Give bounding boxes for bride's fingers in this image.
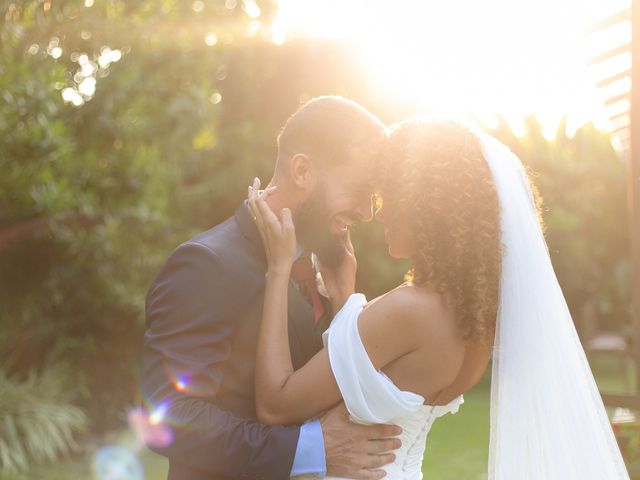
[249,178,262,221]
[247,186,257,219]
[255,193,282,235]
[253,190,272,232]
[248,186,262,227]
[251,193,277,252]
[248,187,270,251]
[248,186,276,219]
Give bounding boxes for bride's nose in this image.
[354,195,374,222]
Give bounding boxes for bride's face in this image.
[374,196,415,259]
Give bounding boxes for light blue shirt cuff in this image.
[290,420,326,477]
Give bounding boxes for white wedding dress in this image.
[321,293,464,480]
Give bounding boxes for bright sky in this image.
[272,0,632,138]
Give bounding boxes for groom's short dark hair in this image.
[276,96,385,172]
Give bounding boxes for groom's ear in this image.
[289,154,317,192]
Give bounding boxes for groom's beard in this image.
[294,180,346,269]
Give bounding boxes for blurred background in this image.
[1,0,637,478]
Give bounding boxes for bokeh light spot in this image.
[242,0,261,19]
[79,77,96,96]
[192,1,205,13]
[92,445,143,480]
[205,33,218,46]
[62,88,84,106]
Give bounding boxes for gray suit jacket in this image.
[141,202,328,480]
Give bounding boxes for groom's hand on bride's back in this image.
[321,402,402,479]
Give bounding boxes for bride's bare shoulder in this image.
[357,284,464,374]
[361,284,460,345]
[365,283,450,321]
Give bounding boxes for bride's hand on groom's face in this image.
[247,178,296,273]
[319,234,357,314]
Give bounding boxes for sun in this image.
[273,0,631,138]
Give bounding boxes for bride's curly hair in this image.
[377,120,515,345]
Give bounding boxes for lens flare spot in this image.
[174,375,190,391]
[92,445,143,480]
[149,403,168,425]
[128,407,174,449]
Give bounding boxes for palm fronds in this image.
[0,365,86,473]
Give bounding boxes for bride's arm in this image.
[248,185,342,425]
[259,274,342,425]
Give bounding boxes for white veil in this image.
[478,132,630,479]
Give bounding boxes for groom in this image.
[141,96,402,480]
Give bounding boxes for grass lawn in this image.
[424,353,635,480]
[1,355,632,480]
[423,381,490,480]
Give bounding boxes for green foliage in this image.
[1,0,278,432]
[488,117,631,333]
[0,366,86,473]
[1,0,195,430]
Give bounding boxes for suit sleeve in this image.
[141,242,300,479]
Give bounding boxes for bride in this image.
[247,119,629,479]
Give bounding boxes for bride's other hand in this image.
[319,233,357,314]
[247,178,295,273]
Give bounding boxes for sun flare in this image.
[273,0,631,138]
